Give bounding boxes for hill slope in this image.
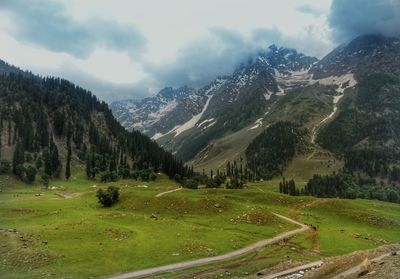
[0,65,190,183]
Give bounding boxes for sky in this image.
[0,0,399,102]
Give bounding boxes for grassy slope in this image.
[0,170,292,279]
[189,84,335,174]
[1,163,399,278]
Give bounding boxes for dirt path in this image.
[155,187,183,197]
[107,213,310,279]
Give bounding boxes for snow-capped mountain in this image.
[112,34,400,171]
[111,86,206,136]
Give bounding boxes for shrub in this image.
[182,179,198,189]
[174,174,182,183]
[96,186,120,207]
[24,165,37,183]
[100,171,119,183]
[0,160,11,174]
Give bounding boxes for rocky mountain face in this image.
[112,34,400,172]
[111,86,208,137]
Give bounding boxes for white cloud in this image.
[0,0,335,101]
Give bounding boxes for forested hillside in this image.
[0,71,191,184]
[246,122,308,179]
[317,73,400,181]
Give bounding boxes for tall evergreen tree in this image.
[65,126,72,180]
[12,140,24,175]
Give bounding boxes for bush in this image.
[182,179,198,189]
[0,160,11,174]
[41,173,49,188]
[24,165,37,183]
[174,174,182,183]
[100,171,119,183]
[96,186,120,207]
[139,169,151,181]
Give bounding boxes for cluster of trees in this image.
[180,170,227,189]
[180,158,257,190]
[246,122,308,179]
[281,172,400,204]
[0,72,192,185]
[96,186,120,207]
[279,178,299,196]
[344,149,400,184]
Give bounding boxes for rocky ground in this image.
[301,244,400,279]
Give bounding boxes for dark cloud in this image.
[140,26,331,91]
[0,0,147,59]
[296,4,323,17]
[329,0,400,42]
[142,28,260,89]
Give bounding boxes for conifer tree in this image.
[65,126,72,180]
[12,140,24,175]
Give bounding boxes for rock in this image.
[214,203,221,208]
[172,252,180,256]
[367,270,377,275]
[359,258,371,276]
[42,240,48,245]
[150,213,158,219]
[391,251,397,256]
[354,233,361,238]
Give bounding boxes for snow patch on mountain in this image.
[198,118,215,128]
[264,90,273,101]
[173,94,214,137]
[202,120,216,130]
[313,73,357,93]
[249,118,263,130]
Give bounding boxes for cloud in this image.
[57,68,150,102]
[139,26,333,91]
[142,27,265,89]
[296,4,323,17]
[0,0,147,59]
[329,0,400,42]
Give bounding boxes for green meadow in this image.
[0,169,399,278]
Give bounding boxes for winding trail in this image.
[155,187,183,197]
[107,213,309,279]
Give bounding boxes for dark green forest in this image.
[246,122,308,179]
[281,172,400,204]
[0,72,192,184]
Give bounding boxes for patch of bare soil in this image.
[54,192,85,199]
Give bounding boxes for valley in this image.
[0,3,400,277]
[1,167,400,278]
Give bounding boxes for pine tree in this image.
[43,148,52,176]
[65,126,72,180]
[49,135,61,176]
[12,140,25,175]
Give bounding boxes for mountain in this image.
[0,61,191,183]
[111,86,205,137]
[113,46,319,163]
[112,34,400,181]
[315,35,400,177]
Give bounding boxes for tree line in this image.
[280,172,400,204]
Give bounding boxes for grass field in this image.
[1,168,400,278]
